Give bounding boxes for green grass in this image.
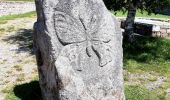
[0,11,36,25]
[113,10,170,18]
[123,37,170,76]
[2,85,20,100]
[5,91,19,100]
[125,85,169,100]
[4,81,42,100]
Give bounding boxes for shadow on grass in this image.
[13,81,42,100]
[123,36,170,74]
[123,36,170,63]
[3,29,34,54]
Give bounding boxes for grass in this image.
[125,85,170,100]
[112,10,170,18]
[0,20,8,24]
[125,85,160,100]
[6,26,15,32]
[13,64,22,71]
[5,92,20,100]
[0,28,6,35]
[124,36,170,99]
[148,76,157,82]
[0,28,5,32]
[1,85,13,93]
[123,36,170,76]
[4,81,42,100]
[0,11,36,25]
[16,74,25,82]
[159,82,170,89]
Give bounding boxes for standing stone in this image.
[34,0,125,100]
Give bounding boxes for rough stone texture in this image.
[34,0,124,100]
[0,1,35,16]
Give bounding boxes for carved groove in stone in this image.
[54,11,112,67]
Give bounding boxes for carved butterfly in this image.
[54,11,112,67]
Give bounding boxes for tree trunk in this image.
[33,0,125,100]
[124,3,137,41]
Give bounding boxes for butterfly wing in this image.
[90,12,121,43]
[89,13,118,67]
[54,11,86,45]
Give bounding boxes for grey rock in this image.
[34,0,124,100]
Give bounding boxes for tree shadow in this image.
[3,29,34,54]
[13,81,42,100]
[123,36,170,63]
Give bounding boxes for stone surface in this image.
[34,0,124,100]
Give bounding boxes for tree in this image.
[104,0,170,41]
[34,0,125,99]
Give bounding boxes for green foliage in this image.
[103,0,126,12]
[104,0,170,15]
[123,37,170,76]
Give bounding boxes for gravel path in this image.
[0,1,35,16]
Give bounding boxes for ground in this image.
[0,15,38,100]
[123,36,170,100]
